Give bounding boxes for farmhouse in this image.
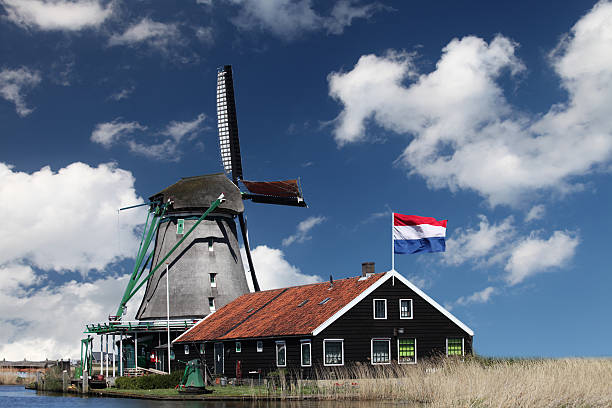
[173,265,473,378]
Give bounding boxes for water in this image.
[0,386,410,407]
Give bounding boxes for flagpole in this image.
[391,212,395,271]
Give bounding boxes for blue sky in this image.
[1,0,611,360]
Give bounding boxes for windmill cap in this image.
[149,173,244,214]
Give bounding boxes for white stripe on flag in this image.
[393,224,446,241]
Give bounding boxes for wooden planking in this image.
[173,277,473,376]
[317,278,473,363]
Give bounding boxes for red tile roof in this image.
[175,272,386,343]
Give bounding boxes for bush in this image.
[115,371,182,390]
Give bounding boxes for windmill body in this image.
[129,65,306,322]
[136,174,250,320]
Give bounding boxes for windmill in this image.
[115,65,307,321]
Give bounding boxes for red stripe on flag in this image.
[394,213,447,228]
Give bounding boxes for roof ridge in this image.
[243,272,385,295]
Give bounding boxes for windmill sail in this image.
[217,65,242,183]
[242,179,307,207]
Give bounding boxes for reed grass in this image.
[304,357,612,407]
[0,369,36,385]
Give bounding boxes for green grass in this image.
[102,385,276,397]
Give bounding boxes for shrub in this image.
[115,371,182,390]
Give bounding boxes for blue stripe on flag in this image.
[394,237,446,254]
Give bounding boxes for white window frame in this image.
[210,273,217,288]
[397,338,417,364]
[399,299,413,320]
[199,343,205,354]
[373,299,387,319]
[184,344,190,355]
[256,341,263,353]
[276,341,286,367]
[446,338,465,356]
[323,339,344,366]
[370,338,391,365]
[208,297,216,312]
[300,340,312,367]
[235,341,241,353]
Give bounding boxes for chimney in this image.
[361,262,375,276]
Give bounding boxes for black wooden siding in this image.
[316,278,472,366]
[173,277,472,377]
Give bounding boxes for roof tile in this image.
[175,272,386,342]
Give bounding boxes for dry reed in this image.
[307,357,612,407]
[0,369,36,385]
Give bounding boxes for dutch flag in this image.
[393,213,447,254]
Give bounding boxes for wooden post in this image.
[135,331,138,372]
[105,335,109,378]
[112,334,116,377]
[119,332,123,376]
[62,370,68,392]
[82,370,88,393]
[99,335,103,375]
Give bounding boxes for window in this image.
[210,273,217,288]
[323,339,344,366]
[298,300,308,307]
[199,344,205,354]
[276,341,286,367]
[301,340,311,367]
[398,338,416,364]
[447,338,464,356]
[208,297,215,312]
[177,219,185,234]
[184,345,189,355]
[319,297,331,305]
[371,339,391,364]
[208,239,214,252]
[257,341,263,352]
[373,299,387,319]
[399,299,413,319]
[235,342,241,353]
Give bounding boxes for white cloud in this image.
[127,139,178,161]
[92,114,206,160]
[0,272,143,360]
[325,0,381,35]
[0,161,146,360]
[1,0,112,31]
[195,26,214,44]
[525,204,546,222]
[108,18,183,51]
[454,286,497,308]
[328,1,612,206]
[0,67,41,117]
[444,215,515,266]
[108,86,135,101]
[504,231,579,286]
[0,162,144,273]
[228,0,382,39]
[243,245,322,291]
[163,113,206,142]
[282,215,326,246]
[91,119,146,147]
[444,216,580,289]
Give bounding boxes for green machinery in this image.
[178,359,211,394]
[75,337,93,379]
[113,194,226,319]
